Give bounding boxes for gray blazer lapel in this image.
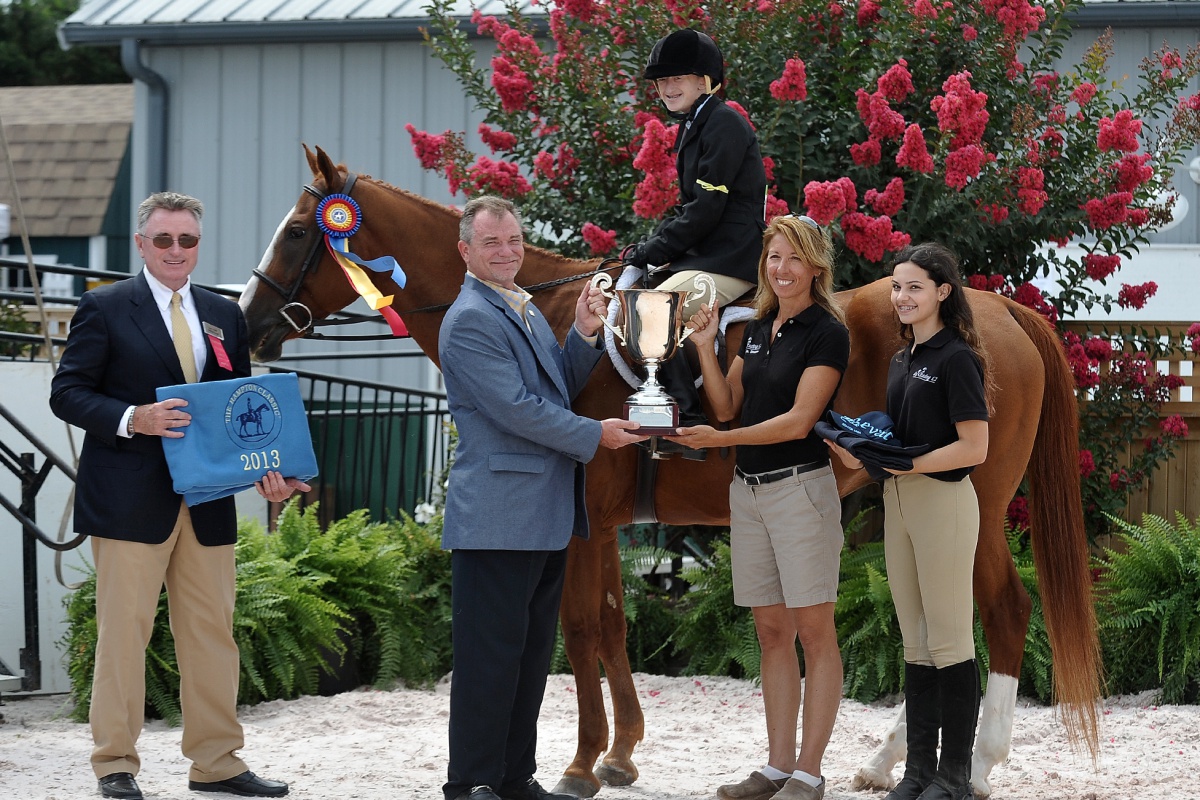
[469,280,571,403]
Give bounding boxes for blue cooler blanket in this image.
[157,372,319,506]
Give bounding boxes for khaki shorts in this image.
[728,464,844,608]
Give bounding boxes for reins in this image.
[255,169,628,342]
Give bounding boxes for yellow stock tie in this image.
[170,292,198,383]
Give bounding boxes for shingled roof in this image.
[0,84,133,239]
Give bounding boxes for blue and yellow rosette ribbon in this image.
[316,194,409,337]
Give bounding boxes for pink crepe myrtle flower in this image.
[896,124,935,173]
[1083,253,1121,282]
[770,58,808,102]
[865,177,905,216]
[581,222,618,255]
[1116,281,1158,310]
[1097,110,1143,152]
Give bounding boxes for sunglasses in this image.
[143,233,201,250]
[780,213,820,229]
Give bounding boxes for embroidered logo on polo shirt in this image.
[225,383,283,448]
[912,367,938,384]
[745,336,762,354]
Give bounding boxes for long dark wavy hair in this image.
[891,242,996,409]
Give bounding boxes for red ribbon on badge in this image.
[208,334,233,371]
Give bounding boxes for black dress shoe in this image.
[189,770,289,797]
[499,778,576,800]
[453,788,503,800]
[98,772,143,800]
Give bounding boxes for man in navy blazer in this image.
[439,196,644,800]
[50,192,305,800]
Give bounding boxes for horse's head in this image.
[239,145,386,361]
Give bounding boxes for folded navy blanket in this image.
[815,410,931,481]
[157,372,319,506]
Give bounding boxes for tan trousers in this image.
[653,269,756,319]
[90,502,247,782]
[883,474,979,667]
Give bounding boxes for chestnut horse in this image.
[239,147,1100,797]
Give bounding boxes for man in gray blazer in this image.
[439,196,644,800]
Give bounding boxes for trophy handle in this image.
[678,273,718,345]
[589,273,626,345]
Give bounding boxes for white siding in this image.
[132,38,486,385]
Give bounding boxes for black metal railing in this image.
[269,365,451,525]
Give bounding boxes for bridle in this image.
[250,173,361,338]
[251,171,628,342]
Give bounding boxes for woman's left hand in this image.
[663,424,722,449]
[255,470,312,502]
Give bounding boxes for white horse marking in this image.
[239,207,293,312]
[852,671,1018,797]
[971,673,1018,797]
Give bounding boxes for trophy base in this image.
[625,399,678,436]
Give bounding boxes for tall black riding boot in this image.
[657,353,707,427]
[886,662,940,800]
[917,659,981,800]
[644,353,707,460]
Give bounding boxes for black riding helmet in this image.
[643,29,725,93]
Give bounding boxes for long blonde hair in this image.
[752,214,845,326]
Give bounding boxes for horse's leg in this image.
[851,704,905,791]
[970,503,1032,798]
[554,531,609,799]
[593,529,644,787]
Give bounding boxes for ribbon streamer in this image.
[326,237,409,337]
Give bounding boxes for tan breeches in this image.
[883,474,979,667]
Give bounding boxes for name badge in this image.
[203,322,224,340]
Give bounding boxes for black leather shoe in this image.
[454,788,503,800]
[189,770,289,797]
[99,772,143,800]
[499,778,576,800]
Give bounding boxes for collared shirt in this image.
[886,326,989,482]
[119,268,208,438]
[466,271,598,345]
[738,303,849,473]
[467,270,535,330]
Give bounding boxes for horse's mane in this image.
[352,169,599,271]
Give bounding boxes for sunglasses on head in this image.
[780,213,820,229]
[144,233,200,250]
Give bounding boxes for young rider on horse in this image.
[624,28,768,457]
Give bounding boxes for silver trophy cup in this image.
[590,272,717,435]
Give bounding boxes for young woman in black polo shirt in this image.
[828,243,989,800]
[668,214,848,800]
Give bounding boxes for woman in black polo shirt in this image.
[668,214,848,800]
[828,242,989,800]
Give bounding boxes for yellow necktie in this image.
[170,292,198,383]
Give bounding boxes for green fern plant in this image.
[1096,512,1200,704]
[620,545,687,674]
[60,503,454,724]
[269,503,453,689]
[836,534,905,702]
[676,540,761,678]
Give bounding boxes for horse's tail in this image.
[1008,301,1102,762]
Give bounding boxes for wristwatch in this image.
[126,408,136,436]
